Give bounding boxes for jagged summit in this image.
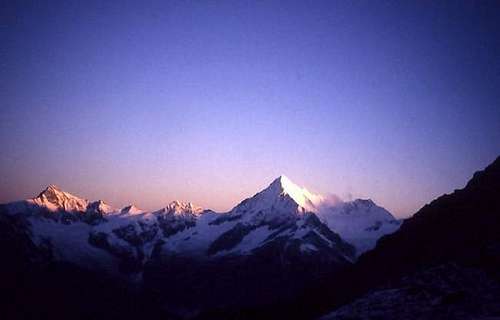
[33,184,89,212]
[87,200,115,214]
[229,175,324,219]
[157,200,203,216]
[268,175,300,191]
[46,184,61,191]
[121,204,144,215]
[37,184,63,197]
[37,184,82,200]
[262,175,324,212]
[15,177,400,256]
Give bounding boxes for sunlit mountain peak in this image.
[269,175,324,212]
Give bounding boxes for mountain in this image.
[290,156,500,320]
[3,157,498,319]
[352,155,500,288]
[0,175,399,318]
[209,175,398,255]
[202,175,355,259]
[0,176,396,265]
[33,184,90,212]
[120,204,144,215]
[317,199,400,254]
[144,176,357,314]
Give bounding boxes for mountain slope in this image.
[144,176,356,314]
[0,176,366,317]
[203,175,355,259]
[320,263,500,320]
[317,199,400,254]
[356,155,500,280]
[0,176,396,267]
[306,156,500,320]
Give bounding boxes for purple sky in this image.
[2,1,500,217]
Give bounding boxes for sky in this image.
[1,1,500,217]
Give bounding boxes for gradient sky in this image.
[1,1,500,217]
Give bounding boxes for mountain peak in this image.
[34,185,89,212]
[351,199,375,207]
[270,175,294,190]
[231,175,324,216]
[46,184,61,191]
[38,184,65,197]
[121,204,144,215]
[266,175,323,212]
[88,200,115,214]
[37,185,77,201]
[163,201,203,215]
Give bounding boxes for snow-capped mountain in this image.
[120,204,144,215]
[2,159,498,319]
[203,175,398,255]
[202,175,355,258]
[223,175,399,255]
[32,184,91,212]
[0,175,401,315]
[0,176,398,275]
[231,175,324,217]
[142,176,357,312]
[150,176,355,262]
[317,199,400,254]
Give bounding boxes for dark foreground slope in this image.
[298,156,500,319]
